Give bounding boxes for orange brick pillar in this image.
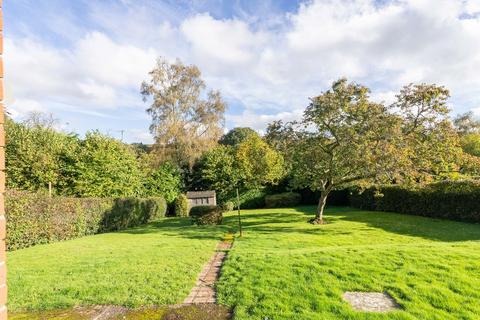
[0,0,7,318]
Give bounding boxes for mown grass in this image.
[8,217,227,311]
[217,207,480,320]
[9,206,480,319]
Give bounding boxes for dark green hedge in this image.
[296,188,350,206]
[265,192,301,208]
[348,181,480,223]
[6,190,167,250]
[223,188,267,209]
[190,205,223,225]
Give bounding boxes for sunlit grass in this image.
[218,207,480,320]
[8,218,227,311]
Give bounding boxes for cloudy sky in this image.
[5,0,480,143]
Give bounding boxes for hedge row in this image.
[6,190,167,250]
[265,192,301,208]
[348,180,480,223]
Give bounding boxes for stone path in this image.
[184,235,233,304]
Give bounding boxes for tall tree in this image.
[289,79,460,224]
[141,58,226,170]
[219,127,259,146]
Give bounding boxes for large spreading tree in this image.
[141,58,226,170]
[288,79,461,224]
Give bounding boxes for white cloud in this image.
[5,0,480,141]
[7,98,47,119]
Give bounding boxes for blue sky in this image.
[5,0,480,143]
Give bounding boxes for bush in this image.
[174,194,189,217]
[221,201,234,211]
[5,190,167,251]
[348,180,480,223]
[223,188,267,209]
[190,205,223,225]
[265,192,301,208]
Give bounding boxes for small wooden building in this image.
[186,190,217,207]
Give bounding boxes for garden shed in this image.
[186,191,217,207]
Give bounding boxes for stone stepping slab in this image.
[184,235,233,304]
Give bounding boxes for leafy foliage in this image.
[5,190,166,250]
[142,162,183,203]
[219,127,259,146]
[287,79,461,223]
[74,131,143,197]
[141,58,226,169]
[264,192,301,208]
[5,117,79,194]
[189,205,223,225]
[349,180,480,223]
[174,194,189,217]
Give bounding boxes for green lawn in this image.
[217,207,480,319]
[8,218,227,311]
[8,207,480,319]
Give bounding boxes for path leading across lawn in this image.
[184,234,234,304]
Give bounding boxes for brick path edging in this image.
[184,235,233,304]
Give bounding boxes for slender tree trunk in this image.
[312,189,330,224]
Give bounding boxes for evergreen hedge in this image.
[5,190,167,251]
[265,192,301,208]
[348,181,480,223]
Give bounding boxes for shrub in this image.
[348,180,480,223]
[223,188,266,209]
[174,194,189,217]
[265,192,301,208]
[221,201,234,211]
[5,190,167,251]
[190,205,223,225]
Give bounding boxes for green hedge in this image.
[5,190,167,251]
[348,181,480,223]
[223,188,267,209]
[265,192,301,208]
[190,205,223,225]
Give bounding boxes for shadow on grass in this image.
[118,206,480,243]
[338,209,480,242]
[232,206,480,242]
[119,216,232,241]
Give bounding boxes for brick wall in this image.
[0,0,6,318]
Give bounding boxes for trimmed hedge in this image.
[5,190,167,251]
[223,188,267,209]
[190,205,223,225]
[174,194,189,217]
[348,180,480,223]
[265,192,301,208]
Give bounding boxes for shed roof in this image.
[186,190,216,198]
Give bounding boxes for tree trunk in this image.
[312,190,330,224]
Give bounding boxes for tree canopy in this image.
[141,58,226,170]
[287,79,461,223]
[219,127,259,146]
